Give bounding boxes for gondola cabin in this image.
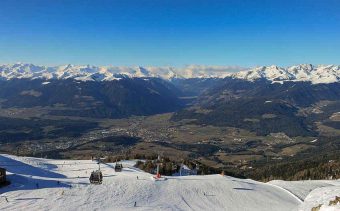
[115,163,123,172]
[89,170,103,184]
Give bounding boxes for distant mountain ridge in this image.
[233,64,340,84]
[0,63,236,81]
[1,63,339,84]
[172,78,340,137]
[0,63,339,137]
[0,78,184,118]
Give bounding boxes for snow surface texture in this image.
[0,63,339,84]
[0,154,306,211]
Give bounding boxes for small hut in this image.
[172,164,198,176]
[0,168,6,184]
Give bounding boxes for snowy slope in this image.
[268,180,340,211]
[0,154,303,211]
[1,63,339,84]
[268,180,340,201]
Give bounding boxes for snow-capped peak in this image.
[232,64,340,84]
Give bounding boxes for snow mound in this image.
[0,154,303,211]
[298,186,340,211]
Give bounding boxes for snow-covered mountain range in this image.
[233,64,340,84]
[0,63,339,84]
[0,63,238,81]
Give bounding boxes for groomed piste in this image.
[0,154,338,211]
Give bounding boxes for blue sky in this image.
[0,0,340,67]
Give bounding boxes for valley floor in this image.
[0,154,338,211]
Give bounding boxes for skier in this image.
[137,176,139,180]
[134,201,137,207]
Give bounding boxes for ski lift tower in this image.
[180,160,184,176]
[154,155,162,179]
[97,159,101,171]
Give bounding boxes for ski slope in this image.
[0,154,336,211]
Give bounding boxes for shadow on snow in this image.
[0,155,66,179]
